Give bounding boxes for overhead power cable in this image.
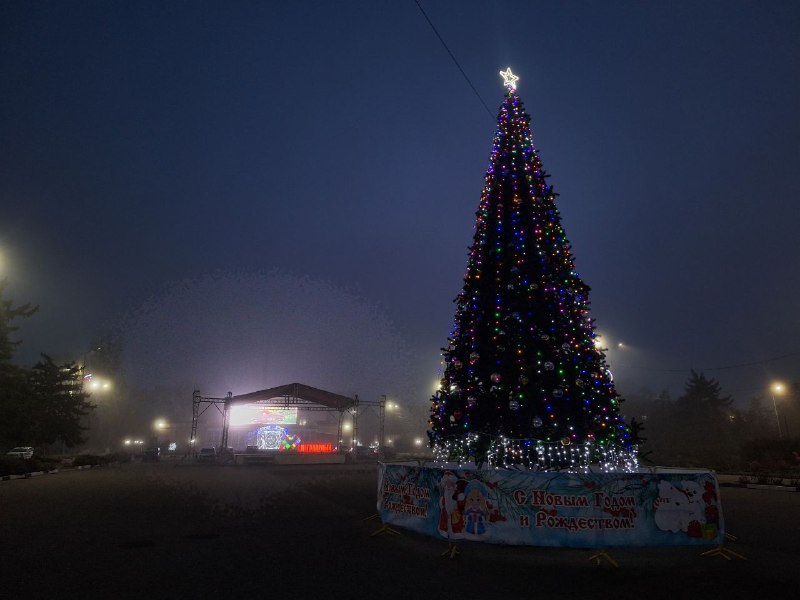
[412,1,796,383]
[413,0,494,119]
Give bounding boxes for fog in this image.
[99,271,431,445]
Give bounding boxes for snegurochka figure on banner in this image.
[463,480,490,537]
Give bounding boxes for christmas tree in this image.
[428,69,637,471]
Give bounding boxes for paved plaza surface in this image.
[1,461,798,599]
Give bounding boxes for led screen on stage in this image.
[229,404,298,426]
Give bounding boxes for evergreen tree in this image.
[0,279,37,367]
[0,367,35,449]
[27,355,94,447]
[0,283,94,448]
[428,70,634,469]
[671,371,736,467]
[0,279,38,447]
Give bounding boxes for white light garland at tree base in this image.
[431,434,639,473]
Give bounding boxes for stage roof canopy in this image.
[231,383,356,411]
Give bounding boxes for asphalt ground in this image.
[1,461,798,599]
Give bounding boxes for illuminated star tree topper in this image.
[499,67,519,90]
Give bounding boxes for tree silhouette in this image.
[28,355,94,447]
[0,279,37,366]
[0,282,94,449]
[671,371,737,467]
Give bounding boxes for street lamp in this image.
[152,418,170,448]
[770,382,786,438]
[86,376,113,392]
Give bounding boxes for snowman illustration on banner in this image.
[654,478,720,539]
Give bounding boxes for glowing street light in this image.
[771,382,786,438]
[85,374,113,393]
[153,418,168,432]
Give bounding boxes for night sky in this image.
[2,1,799,418]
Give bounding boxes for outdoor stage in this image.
[190,383,386,460]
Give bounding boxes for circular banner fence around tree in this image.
[377,463,724,548]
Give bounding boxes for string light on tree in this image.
[428,69,638,471]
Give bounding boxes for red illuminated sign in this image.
[298,443,335,454]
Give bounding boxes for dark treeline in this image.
[0,280,94,450]
[624,371,800,471]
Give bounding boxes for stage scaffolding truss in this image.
[189,383,386,455]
